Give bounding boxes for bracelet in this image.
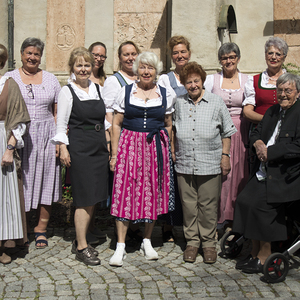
[222,153,231,158]
[110,157,117,160]
[107,141,111,144]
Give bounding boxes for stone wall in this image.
[274,0,300,68]
[3,0,295,80]
[113,0,168,71]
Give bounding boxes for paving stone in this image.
[1,226,300,299]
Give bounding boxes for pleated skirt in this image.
[0,121,23,240]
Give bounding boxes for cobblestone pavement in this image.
[1,226,300,300]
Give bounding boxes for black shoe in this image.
[71,240,99,256]
[240,257,263,274]
[235,254,253,270]
[75,247,100,266]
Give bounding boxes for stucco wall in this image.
[0,1,9,75]
[14,0,47,70]
[171,0,274,74]
[233,0,274,74]
[85,0,114,75]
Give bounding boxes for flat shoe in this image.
[183,245,198,263]
[75,247,100,266]
[140,240,158,260]
[236,254,253,270]
[71,240,99,256]
[241,257,263,274]
[109,246,127,267]
[34,232,48,249]
[203,247,217,264]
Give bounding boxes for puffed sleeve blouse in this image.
[113,82,175,115]
[51,80,111,145]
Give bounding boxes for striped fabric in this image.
[0,121,23,240]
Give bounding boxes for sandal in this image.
[162,229,175,243]
[34,232,48,249]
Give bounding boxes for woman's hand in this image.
[171,151,176,162]
[110,157,117,172]
[1,149,14,167]
[220,156,231,175]
[55,145,60,157]
[254,139,268,162]
[59,144,71,167]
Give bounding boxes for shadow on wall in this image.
[264,19,300,36]
[150,2,168,71]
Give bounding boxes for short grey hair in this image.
[265,37,288,57]
[20,37,45,56]
[277,73,300,92]
[218,43,241,61]
[132,52,163,75]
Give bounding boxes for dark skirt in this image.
[232,175,287,242]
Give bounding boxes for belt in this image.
[83,124,103,131]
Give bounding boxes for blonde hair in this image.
[68,47,95,74]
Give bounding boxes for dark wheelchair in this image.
[220,201,300,283]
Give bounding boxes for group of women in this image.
[1,34,299,273]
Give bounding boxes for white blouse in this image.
[204,71,252,92]
[0,76,26,149]
[102,71,135,114]
[113,82,175,114]
[158,73,183,91]
[51,80,110,145]
[242,69,286,106]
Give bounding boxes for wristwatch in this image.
[7,144,15,150]
[222,152,231,158]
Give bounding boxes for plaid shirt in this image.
[174,90,237,175]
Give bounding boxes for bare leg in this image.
[144,221,155,239]
[250,240,260,258]
[257,241,272,264]
[34,204,52,247]
[116,220,129,243]
[75,205,94,250]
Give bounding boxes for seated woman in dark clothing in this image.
[233,73,300,274]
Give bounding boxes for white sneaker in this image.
[109,245,126,266]
[140,239,158,260]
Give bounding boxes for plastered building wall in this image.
[2,0,298,80]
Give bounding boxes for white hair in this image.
[132,52,163,75]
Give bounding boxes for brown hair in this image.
[68,47,95,74]
[88,42,107,86]
[179,61,206,85]
[0,44,8,69]
[167,36,191,54]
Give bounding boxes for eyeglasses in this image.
[26,84,34,99]
[92,53,107,60]
[220,55,237,61]
[277,88,296,95]
[267,51,283,58]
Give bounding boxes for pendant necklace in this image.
[141,86,154,101]
[226,72,238,83]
